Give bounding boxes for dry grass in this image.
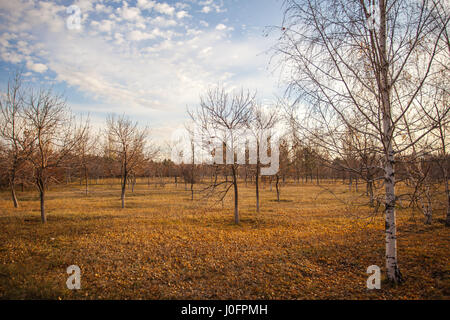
[0,179,448,299]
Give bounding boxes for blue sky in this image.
[0,0,285,141]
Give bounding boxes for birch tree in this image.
[276,0,448,283]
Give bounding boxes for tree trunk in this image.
[368,180,374,207]
[445,178,450,227]
[40,189,46,223]
[84,166,89,196]
[276,174,280,202]
[232,165,239,224]
[121,171,127,209]
[256,161,260,213]
[380,0,402,284]
[10,178,19,208]
[443,167,450,226]
[191,143,195,200]
[383,146,402,283]
[424,204,432,225]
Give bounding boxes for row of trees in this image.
[1,77,447,228]
[0,73,156,221]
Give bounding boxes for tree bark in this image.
[10,177,19,208]
[84,166,89,196]
[37,175,46,223]
[232,165,239,224]
[191,142,195,200]
[276,174,280,202]
[40,189,46,223]
[445,174,450,226]
[121,170,127,209]
[368,180,374,207]
[256,162,260,213]
[380,0,402,284]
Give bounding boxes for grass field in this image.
[0,179,448,299]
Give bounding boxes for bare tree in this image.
[185,124,197,201]
[76,123,94,196]
[0,72,32,208]
[24,89,88,223]
[106,114,148,209]
[434,102,450,226]
[189,86,254,224]
[248,104,279,212]
[418,69,449,225]
[276,0,448,283]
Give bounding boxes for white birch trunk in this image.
[380,0,402,284]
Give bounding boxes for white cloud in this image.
[215,23,227,31]
[95,4,113,14]
[215,23,234,32]
[175,2,190,10]
[128,30,155,41]
[201,6,211,13]
[117,3,142,21]
[199,0,226,13]
[92,19,114,33]
[151,16,177,28]
[26,60,48,73]
[176,10,190,19]
[154,3,175,16]
[0,0,281,142]
[137,0,155,11]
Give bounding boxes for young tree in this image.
[76,124,94,195]
[248,104,278,212]
[276,0,448,283]
[0,72,32,208]
[24,89,87,223]
[106,114,148,209]
[189,86,254,224]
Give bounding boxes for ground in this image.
[0,179,448,299]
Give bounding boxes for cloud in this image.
[199,0,226,13]
[137,0,155,11]
[201,6,211,13]
[215,23,233,32]
[176,10,190,19]
[26,60,48,73]
[154,3,175,16]
[128,29,155,41]
[151,16,177,28]
[117,3,142,20]
[91,19,114,33]
[215,23,226,30]
[0,0,281,142]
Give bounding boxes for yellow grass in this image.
[0,179,448,299]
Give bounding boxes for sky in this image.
[0,0,285,143]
